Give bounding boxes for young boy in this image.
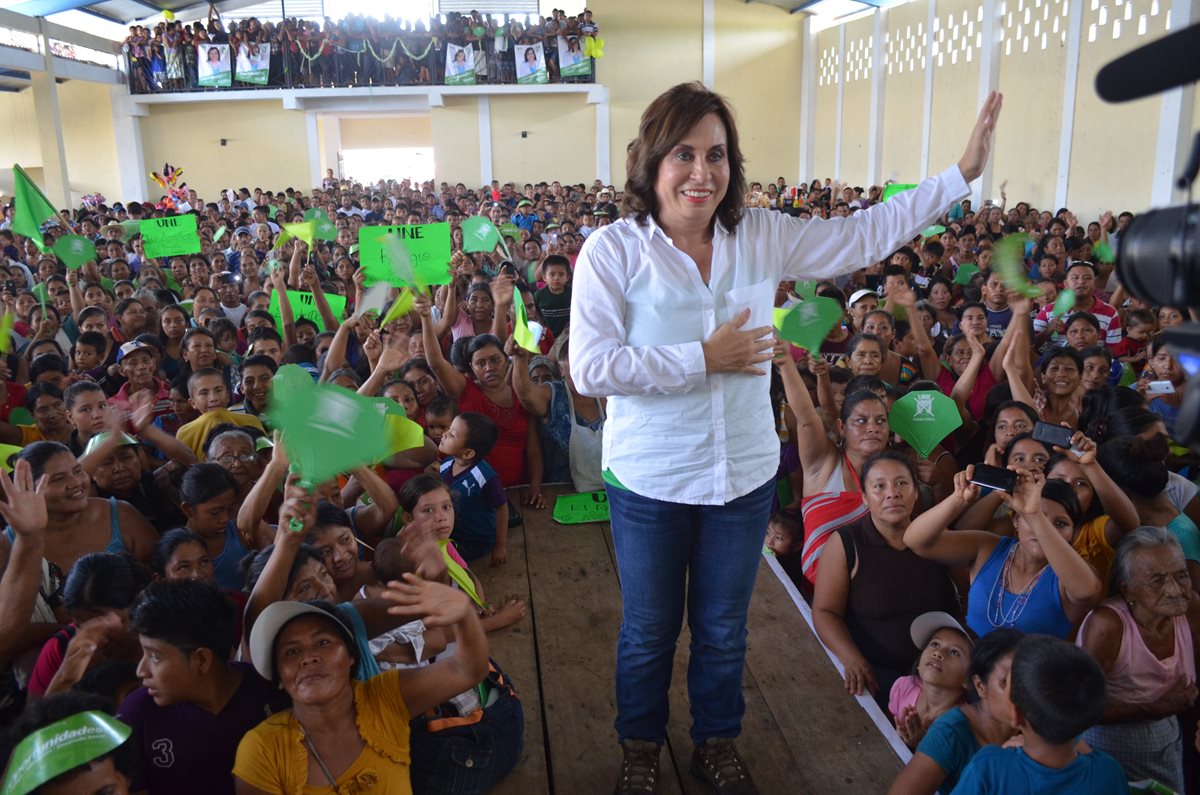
[534,254,572,337]
[951,635,1127,794]
[1110,308,1154,372]
[70,331,109,377]
[119,580,287,795]
[765,512,804,587]
[176,367,264,459]
[424,395,458,448]
[438,411,509,565]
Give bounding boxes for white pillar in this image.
[306,113,322,189]
[702,0,716,89]
[867,9,887,186]
[595,94,611,184]
[32,21,69,208]
[1151,0,1198,206]
[1054,0,1083,209]
[109,86,147,203]
[798,17,818,182]
[835,24,846,180]
[974,0,1001,205]
[920,0,937,179]
[478,95,493,185]
[320,115,342,180]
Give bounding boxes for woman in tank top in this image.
[1077,527,1200,793]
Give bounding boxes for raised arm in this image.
[269,267,296,346]
[237,440,288,550]
[505,336,551,417]
[1061,432,1139,542]
[0,461,47,668]
[415,294,466,399]
[345,464,399,541]
[989,293,1032,383]
[903,468,1001,570]
[776,344,837,483]
[244,476,314,642]
[1002,468,1103,621]
[894,288,941,381]
[303,264,338,333]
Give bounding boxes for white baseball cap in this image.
[249,601,356,681]
[910,611,971,649]
[848,288,878,307]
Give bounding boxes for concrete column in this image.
[798,17,817,181]
[1054,0,1084,209]
[974,0,1002,204]
[32,21,70,208]
[306,113,322,189]
[1151,0,1197,206]
[320,115,342,179]
[478,95,493,185]
[866,9,887,186]
[109,85,147,203]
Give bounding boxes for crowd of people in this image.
[0,116,1195,792]
[123,6,599,93]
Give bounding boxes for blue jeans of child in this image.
[606,477,775,745]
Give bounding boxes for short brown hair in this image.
[622,82,747,234]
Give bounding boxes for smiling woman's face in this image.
[653,113,730,234]
[274,615,355,705]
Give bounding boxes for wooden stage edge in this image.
[482,485,907,795]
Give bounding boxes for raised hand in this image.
[958,91,1003,182]
[0,459,47,538]
[383,573,474,627]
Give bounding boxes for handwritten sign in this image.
[268,289,347,333]
[140,215,201,259]
[358,224,452,288]
[552,490,611,525]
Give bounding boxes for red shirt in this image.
[457,379,529,487]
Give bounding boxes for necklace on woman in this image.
[987,542,1048,629]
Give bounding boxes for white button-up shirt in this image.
[568,165,970,506]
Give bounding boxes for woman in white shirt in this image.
[569,81,1002,795]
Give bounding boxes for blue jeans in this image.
[607,478,775,745]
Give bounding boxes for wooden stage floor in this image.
[479,485,903,795]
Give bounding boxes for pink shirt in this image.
[888,674,923,720]
[1077,596,1196,704]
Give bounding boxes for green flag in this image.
[993,234,1041,299]
[921,225,946,239]
[952,263,980,286]
[265,365,422,490]
[513,292,544,353]
[1048,288,1076,321]
[303,208,338,241]
[282,220,315,248]
[889,390,963,459]
[794,280,817,300]
[11,165,59,252]
[882,183,918,202]
[0,711,131,795]
[379,289,414,328]
[462,216,501,253]
[0,313,13,354]
[1093,241,1115,264]
[772,297,843,353]
[52,235,95,270]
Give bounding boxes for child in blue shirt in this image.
[439,411,509,565]
[951,635,1128,794]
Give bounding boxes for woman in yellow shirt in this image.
[233,568,488,793]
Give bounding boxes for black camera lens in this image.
[1116,204,1200,308]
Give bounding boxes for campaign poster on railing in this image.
[444,42,475,86]
[557,35,589,77]
[197,44,231,87]
[236,42,270,85]
[515,43,547,84]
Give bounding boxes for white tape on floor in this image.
[763,550,914,765]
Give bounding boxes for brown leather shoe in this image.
[690,738,758,794]
[614,739,661,794]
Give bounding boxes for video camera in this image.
[1099,21,1200,447]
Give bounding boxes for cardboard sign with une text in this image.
[268,289,347,332]
[140,215,201,259]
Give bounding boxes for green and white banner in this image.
[515,44,547,85]
[197,44,232,87]
[236,42,270,85]
[557,35,590,77]
[444,42,476,86]
[1,711,131,795]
